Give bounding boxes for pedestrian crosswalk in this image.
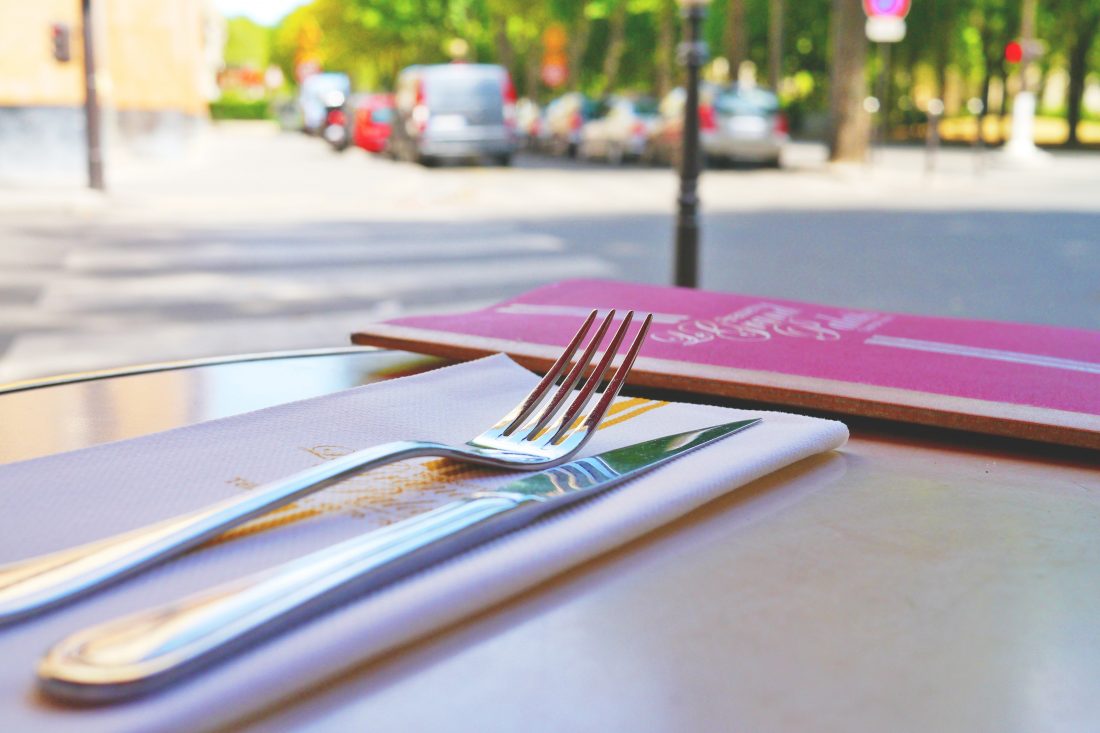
[0,224,618,384]
[62,233,568,271]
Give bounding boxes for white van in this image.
[391,64,517,166]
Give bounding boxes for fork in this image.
[0,309,652,625]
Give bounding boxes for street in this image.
[1,121,1098,383]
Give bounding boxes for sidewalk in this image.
[0,184,108,215]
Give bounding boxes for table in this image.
[2,349,1097,732]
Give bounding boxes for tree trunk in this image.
[932,0,951,106]
[567,13,591,91]
[525,47,541,100]
[601,0,628,93]
[994,74,1008,143]
[978,70,992,145]
[725,0,748,75]
[977,19,1006,146]
[494,18,515,77]
[767,0,784,90]
[828,0,869,161]
[1066,12,1100,146]
[656,0,676,97]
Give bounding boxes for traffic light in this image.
[51,23,71,63]
[1004,39,1046,65]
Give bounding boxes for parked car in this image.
[348,93,395,153]
[577,95,659,164]
[645,83,788,168]
[530,106,554,152]
[541,92,598,157]
[298,72,351,135]
[514,97,542,150]
[389,63,517,166]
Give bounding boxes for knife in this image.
[38,418,760,703]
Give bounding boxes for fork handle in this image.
[38,493,538,703]
[0,440,444,625]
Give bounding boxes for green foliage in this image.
[209,96,271,120]
[224,17,272,68]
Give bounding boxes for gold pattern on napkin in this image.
[213,398,667,546]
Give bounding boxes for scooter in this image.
[322,102,349,152]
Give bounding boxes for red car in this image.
[349,93,395,153]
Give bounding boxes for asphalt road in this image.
[1,122,1097,382]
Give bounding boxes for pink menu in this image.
[353,279,1100,449]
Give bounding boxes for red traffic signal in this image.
[51,23,71,63]
[863,0,911,18]
[1004,40,1023,64]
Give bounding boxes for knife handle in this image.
[0,440,440,624]
[39,493,538,703]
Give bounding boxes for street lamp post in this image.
[81,0,104,190]
[674,0,710,288]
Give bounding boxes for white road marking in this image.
[37,257,616,311]
[495,303,687,324]
[65,234,565,271]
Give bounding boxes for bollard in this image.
[924,98,943,175]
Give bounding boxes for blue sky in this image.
[213,0,310,26]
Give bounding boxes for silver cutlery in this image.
[0,309,652,624]
[38,418,761,703]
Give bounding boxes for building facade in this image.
[0,0,218,183]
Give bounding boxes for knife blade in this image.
[38,418,760,703]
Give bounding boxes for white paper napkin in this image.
[0,355,847,732]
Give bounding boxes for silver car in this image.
[646,83,788,168]
[390,63,518,166]
[578,96,659,164]
[540,92,598,157]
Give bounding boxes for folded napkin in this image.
[0,355,847,732]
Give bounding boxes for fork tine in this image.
[538,310,642,445]
[520,309,617,436]
[500,309,598,435]
[567,312,653,440]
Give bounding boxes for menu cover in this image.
[352,279,1100,449]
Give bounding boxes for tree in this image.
[655,0,677,96]
[828,0,869,160]
[1066,12,1100,144]
[725,0,748,73]
[1048,0,1100,145]
[485,0,552,96]
[969,0,1018,142]
[767,0,784,89]
[543,0,592,91]
[223,17,272,69]
[599,0,630,93]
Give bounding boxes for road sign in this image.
[51,23,72,62]
[866,16,906,42]
[541,62,567,88]
[541,25,568,88]
[863,0,911,18]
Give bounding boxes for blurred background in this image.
[0,0,1097,383]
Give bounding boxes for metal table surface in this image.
[1,349,1097,733]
